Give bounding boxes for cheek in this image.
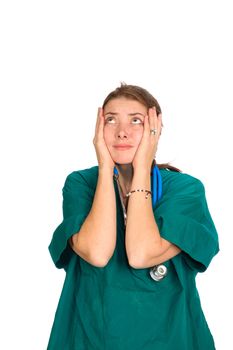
[103,126,113,144]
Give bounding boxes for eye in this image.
[105,116,116,124]
[132,118,143,124]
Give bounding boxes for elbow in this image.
[69,236,113,268]
[128,254,146,269]
[127,244,159,269]
[89,254,110,268]
[127,247,162,269]
[74,245,111,268]
[128,261,142,269]
[85,247,114,268]
[129,255,160,269]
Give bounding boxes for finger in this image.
[95,107,104,138]
[94,107,101,135]
[157,113,163,123]
[149,107,156,131]
[147,108,157,140]
[153,106,158,118]
[143,114,150,136]
[152,106,159,131]
[149,109,161,157]
[152,108,162,138]
[157,113,163,136]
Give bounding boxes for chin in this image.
[116,160,133,165]
[109,148,136,165]
[112,156,134,164]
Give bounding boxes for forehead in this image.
[104,97,147,114]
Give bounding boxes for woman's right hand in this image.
[93,107,115,171]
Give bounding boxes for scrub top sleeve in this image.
[48,171,94,269]
[154,175,219,272]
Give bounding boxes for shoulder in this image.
[159,168,205,196]
[63,165,99,191]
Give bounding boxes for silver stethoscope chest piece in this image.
[150,264,168,281]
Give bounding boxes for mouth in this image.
[113,145,133,150]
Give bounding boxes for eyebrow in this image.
[104,112,145,117]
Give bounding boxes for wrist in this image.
[98,165,114,176]
[133,167,151,178]
[133,159,155,173]
[131,172,151,190]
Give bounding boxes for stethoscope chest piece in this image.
[150,264,167,281]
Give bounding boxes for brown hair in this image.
[102,82,181,173]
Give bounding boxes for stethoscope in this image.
[114,162,168,282]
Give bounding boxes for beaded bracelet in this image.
[126,189,152,199]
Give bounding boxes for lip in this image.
[113,145,133,149]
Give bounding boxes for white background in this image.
[0,1,232,349]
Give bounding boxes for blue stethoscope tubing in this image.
[113,163,162,209]
[152,163,162,208]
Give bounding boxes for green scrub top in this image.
[47,166,219,350]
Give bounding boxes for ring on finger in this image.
[150,128,157,136]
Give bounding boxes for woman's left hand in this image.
[132,107,162,171]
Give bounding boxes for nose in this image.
[117,131,128,139]
[116,123,130,139]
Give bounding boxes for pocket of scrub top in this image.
[148,259,179,290]
[127,257,181,296]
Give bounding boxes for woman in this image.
[48,83,219,349]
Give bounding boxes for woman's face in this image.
[103,97,147,164]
